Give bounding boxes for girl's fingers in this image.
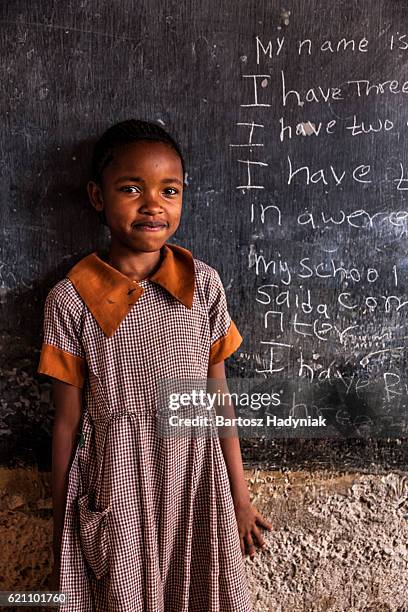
[255,512,273,530]
[236,505,273,558]
[239,534,246,557]
[251,523,268,549]
[245,532,256,560]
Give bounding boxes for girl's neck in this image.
[97,246,164,282]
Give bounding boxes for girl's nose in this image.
[139,195,162,211]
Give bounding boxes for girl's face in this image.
[88,140,184,253]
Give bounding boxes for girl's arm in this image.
[51,379,83,570]
[207,360,251,506]
[207,360,272,558]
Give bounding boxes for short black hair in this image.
[89,119,186,227]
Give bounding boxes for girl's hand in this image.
[233,500,273,559]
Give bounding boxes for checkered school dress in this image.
[37,242,253,612]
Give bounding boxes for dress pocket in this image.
[77,491,111,579]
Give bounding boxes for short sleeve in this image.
[207,269,243,366]
[37,283,87,388]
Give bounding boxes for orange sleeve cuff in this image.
[37,343,87,388]
[209,320,243,366]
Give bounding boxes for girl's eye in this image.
[119,186,179,196]
[120,186,141,193]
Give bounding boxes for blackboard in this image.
[2,0,408,468]
[227,3,408,444]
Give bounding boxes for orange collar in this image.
[66,242,195,337]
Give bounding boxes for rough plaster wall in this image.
[246,470,408,611]
[0,467,52,612]
[1,467,408,611]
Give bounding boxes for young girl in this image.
[37,119,272,611]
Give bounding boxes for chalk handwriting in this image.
[229,31,408,430]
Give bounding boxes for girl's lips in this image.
[133,224,167,232]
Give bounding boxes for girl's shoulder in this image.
[192,256,228,302]
[193,256,221,284]
[45,250,99,309]
[44,276,85,319]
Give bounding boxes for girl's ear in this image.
[87,180,104,212]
